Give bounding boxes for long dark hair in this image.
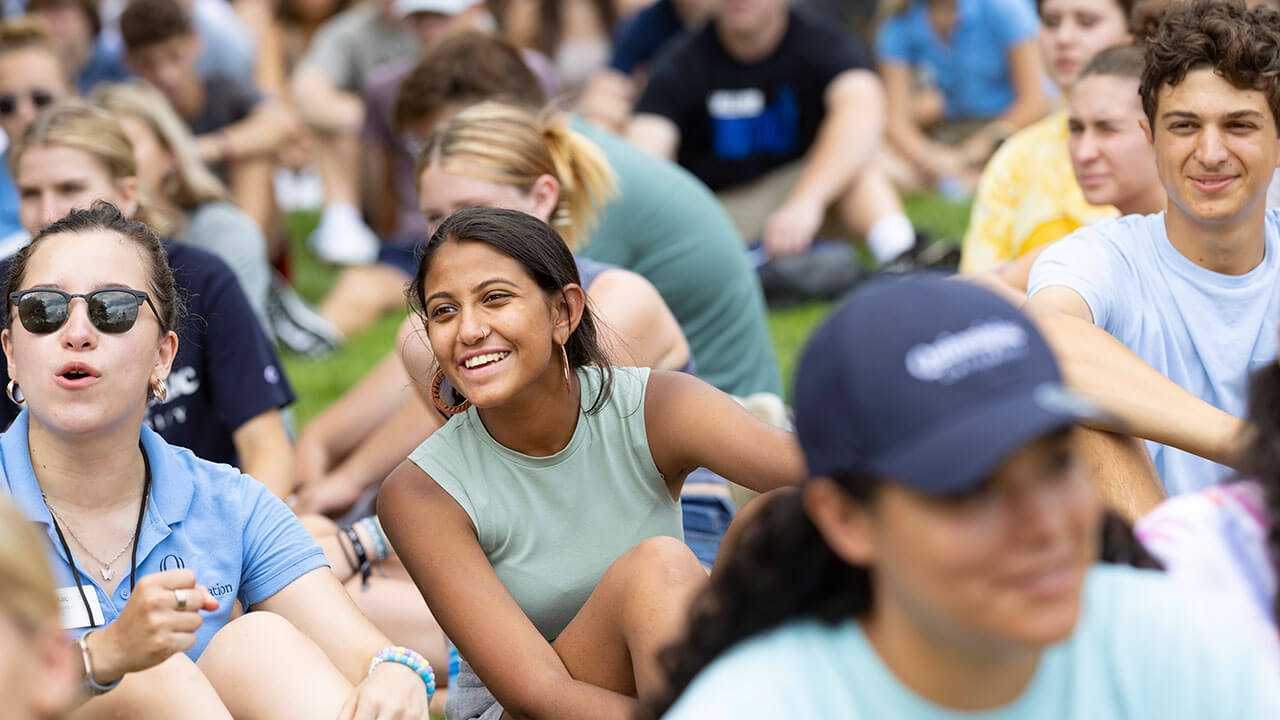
[407,206,614,412]
[1242,362,1280,623]
[642,464,1161,718]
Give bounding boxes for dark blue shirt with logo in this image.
[634,8,869,192]
[0,241,294,467]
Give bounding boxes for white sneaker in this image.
[308,205,380,265]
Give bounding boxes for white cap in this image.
[394,0,478,17]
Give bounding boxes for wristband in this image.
[369,645,435,703]
[78,630,121,695]
[357,516,389,562]
[344,526,372,589]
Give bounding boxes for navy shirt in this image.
[609,0,688,75]
[0,241,294,467]
[634,8,869,192]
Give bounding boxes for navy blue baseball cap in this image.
[793,274,1101,495]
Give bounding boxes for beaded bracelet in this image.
[357,516,389,562]
[369,645,435,703]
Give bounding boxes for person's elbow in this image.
[625,114,679,160]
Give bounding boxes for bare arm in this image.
[226,157,276,234]
[290,64,364,134]
[1024,287,1251,468]
[644,371,806,498]
[958,40,1048,165]
[197,102,297,165]
[625,113,679,161]
[588,268,691,371]
[881,61,963,179]
[379,463,636,720]
[578,68,637,134]
[233,408,295,499]
[763,69,886,256]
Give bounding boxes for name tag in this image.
[56,585,105,629]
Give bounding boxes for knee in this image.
[616,536,707,595]
[198,612,306,677]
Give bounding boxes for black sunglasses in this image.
[8,288,160,334]
[0,89,55,117]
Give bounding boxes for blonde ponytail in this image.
[420,101,618,251]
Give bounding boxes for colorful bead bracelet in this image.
[369,645,436,703]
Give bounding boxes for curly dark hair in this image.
[1242,362,1280,624]
[641,466,1161,718]
[1138,0,1280,131]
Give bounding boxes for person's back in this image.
[573,119,782,397]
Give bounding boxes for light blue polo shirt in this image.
[876,0,1039,120]
[0,410,328,659]
[1029,211,1280,496]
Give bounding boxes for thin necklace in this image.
[43,498,136,582]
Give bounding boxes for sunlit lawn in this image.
[280,193,972,426]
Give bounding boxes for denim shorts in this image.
[680,467,736,568]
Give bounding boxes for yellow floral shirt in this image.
[960,111,1118,273]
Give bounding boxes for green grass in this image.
[280,193,973,427]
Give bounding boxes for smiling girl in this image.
[378,207,804,720]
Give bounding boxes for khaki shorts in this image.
[715,160,854,244]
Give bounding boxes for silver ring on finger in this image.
[174,588,188,611]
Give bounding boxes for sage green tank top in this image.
[408,366,682,640]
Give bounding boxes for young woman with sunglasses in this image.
[0,17,75,255]
[0,102,296,498]
[647,276,1280,719]
[0,203,435,720]
[378,207,805,720]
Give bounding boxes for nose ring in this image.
[481,328,490,339]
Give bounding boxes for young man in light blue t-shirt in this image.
[1026,0,1280,499]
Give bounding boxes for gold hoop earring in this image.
[561,343,572,394]
[431,370,470,417]
[5,380,23,406]
[152,378,168,402]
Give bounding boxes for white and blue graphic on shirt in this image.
[708,85,799,160]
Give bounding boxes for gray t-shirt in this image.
[298,3,418,94]
[178,201,271,332]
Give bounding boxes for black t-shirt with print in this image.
[634,8,869,192]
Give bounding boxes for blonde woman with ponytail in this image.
[0,495,78,720]
[90,80,270,331]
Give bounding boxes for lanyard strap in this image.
[46,441,153,629]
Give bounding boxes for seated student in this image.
[876,0,1048,194]
[0,18,75,258]
[1137,325,1280,643]
[396,33,782,402]
[1026,0,1280,498]
[378,207,806,720]
[646,274,1280,719]
[0,203,436,719]
[626,0,919,262]
[24,0,128,95]
[578,0,714,133]
[289,0,418,264]
[0,495,79,720]
[1,103,295,498]
[119,0,294,237]
[89,80,271,333]
[960,0,1131,280]
[492,0,615,106]
[297,102,693,519]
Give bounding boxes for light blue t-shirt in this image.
[1028,211,1280,496]
[665,565,1280,719]
[0,411,327,659]
[876,0,1038,120]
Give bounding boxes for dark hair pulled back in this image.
[407,206,613,412]
[1242,362,1280,623]
[5,201,183,335]
[643,473,1160,718]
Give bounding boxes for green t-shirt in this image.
[572,118,782,397]
[408,366,682,640]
